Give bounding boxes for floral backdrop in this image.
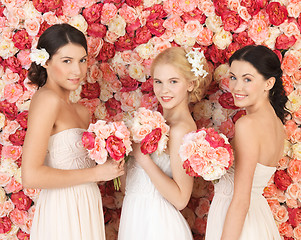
[0,0,300,239]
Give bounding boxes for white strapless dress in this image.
[30,128,105,240]
[205,163,281,240]
[118,152,193,240]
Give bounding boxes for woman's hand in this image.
[94,158,125,182]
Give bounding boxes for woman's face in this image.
[153,63,194,111]
[44,43,88,92]
[229,60,273,110]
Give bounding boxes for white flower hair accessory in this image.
[186,48,208,78]
[29,48,50,66]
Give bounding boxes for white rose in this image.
[68,14,88,34]
[94,102,108,120]
[129,63,146,82]
[135,42,154,60]
[264,27,281,50]
[213,29,233,50]
[108,15,126,37]
[0,38,18,59]
[205,15,223,33]
[174,31,196,47]
[291,143,301,160]
[69,85,82,103]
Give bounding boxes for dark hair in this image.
[229,45,289,123]
[28,23,87,88]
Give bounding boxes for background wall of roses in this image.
[0,0,300,239]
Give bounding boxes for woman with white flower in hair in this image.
[118,47,212,240]
[22,23,124,240]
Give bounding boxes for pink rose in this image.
[294,224,301,239]
[82,132,95,150]
[274,205,289,223]
[80,82,100,99]
[266,2,288,26]
[87,23,107,38]
[5,177,23,194]
[287,159,301,182]
[282,74,294,95]
[0,216,12,234]
[11,191,32,211]
[248,19,269,44]
[140,128,162,154]
[278,221,294,237]
[196,27,213,46]
[125,0,142,7]
[0,172,11,187]
[106,135,126,161]
[4,56,22,73]
[221,11,242,32]
[276,34,297,50]
[140,93,158,110]
[281,53,300,76]
[218,118,235,139]
[1,145,22,160]
[9,208,27,226]
[183,159,199,177]
[274,170,292,191]
[82,3,102,23]
[101,3,117,24]
[17,229,30,240]
[9,129,26,146]
[12,29,32,50]
[4,83,23,103]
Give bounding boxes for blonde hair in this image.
[150,47,212,103]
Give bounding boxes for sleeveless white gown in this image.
[30,128,105,240]
[118,152,193,240]
[205,163,281,240]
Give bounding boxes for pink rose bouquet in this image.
[179,128,234,181]
[82,120,132,190]
[129,107,169,155]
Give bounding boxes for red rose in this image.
[140,128,162,154]
[182,8,206,24]
[44,0,62,11]
[233,32,255,47]
[183,160,199,177]
[288,208,301,228]
[241,0,260,16]
[0,100,18,120]
[114,34,135,52]
[18,69,28,83]
[80,82,101,99]
[146,4,167,21]
[9,129,26,146]
[32,0,49,13]
[11,191,32,211]
[134,26,152,45]
[274,170,292,191]
[218,92,239,109]
[106,135,126,161]
[232,110,246,123]
[204,128,225,148]
[87,23,107,38]
[82,3,103,23]
[37,21,51,37]
[140,78,153,92]
[298,15,301,32]
[146,18,165,37]
[82,132,95,150]
[206,81,220,96]
[97,41,115,62]
[125,0,142,7]
[266,2,288,26]
[221,11,242,32]
[0,217,12,234]
[126,19,141,38]
[105,98,122,117]
[213,0,228,16]
[225,42,241,60]
[16,111,28,129]
[17,230,30,240]
[119,76,139,92]
[256,0,268,8]
[0,5,5,17]
[12,30,32,50]
[275,34,297,50]
[4,56,22,73]
[207,45,226,65]
[273,50,282,62]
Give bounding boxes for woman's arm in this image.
[21,91,123,189]
[221,117,259,240]
[133,125,194,210]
